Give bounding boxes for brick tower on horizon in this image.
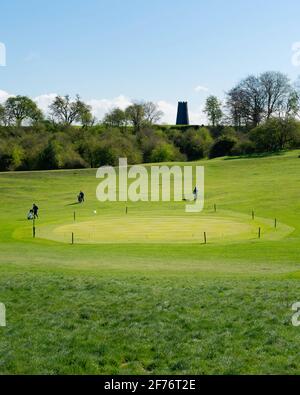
[176,101,189,125]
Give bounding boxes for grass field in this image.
[1,150,300,374]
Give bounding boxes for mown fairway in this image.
[0,151,300,374]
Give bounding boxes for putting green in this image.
[35,211,293,244]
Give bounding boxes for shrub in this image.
[92,146,118,167]
[0,143,25,171]
[230,140,255,156]
[209,136,237,159]
[0,147,12,171]
[38,140,63,169]
[250,118,300,152]
[177,128,213,160]
[62,149,88,169]
[10,145,25,170]
[149,143,182,163]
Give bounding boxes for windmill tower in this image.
[176,101,189,125]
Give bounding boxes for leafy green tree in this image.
[4,96,43,127]
[103,108,128,128]
[204,96,223,127]
[78,106,95,128]
[125,103,145,132]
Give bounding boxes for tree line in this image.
[0,70,300,171]
[204,71,299,127]
[0,95,163,129]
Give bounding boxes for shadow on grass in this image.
[224,151,286,161]
[66,202,81,206]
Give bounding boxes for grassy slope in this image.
[0,151,300,374]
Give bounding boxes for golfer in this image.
[193,186,198,201]
[78,191,85,203]
[32,204,39,218]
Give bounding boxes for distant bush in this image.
[250,118,300,152]
[0,144,12,171]
[89,129,142,167]
[91,146,117,167]
[221,126,237,138]
[0,142,25,171]
[149,142,183,163]
[38,140,63,170]
[209,136,237,159]
[62,149,88,169]
[230,140,255,156]
[171,127,213,161]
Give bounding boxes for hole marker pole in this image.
[74,211,76,222]
[126,206,128,215]
[72,232,74,245]
[214,204,217,212]
[32,218,36,238]
[275,218,277,229]
[258,227,261,239]
[204,232,207,244]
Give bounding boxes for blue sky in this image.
[1,0,300,123]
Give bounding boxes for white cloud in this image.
[0,42,6,67]
[189,105,207,125]
[194,85,209,93]
[87,95,132,120]
[34,93,57,113]
[157,100,177,124]
[0,89,12,103]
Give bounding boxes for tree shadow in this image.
[224,151,285,161]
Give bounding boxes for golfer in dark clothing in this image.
[193,186,198,201]
[33,204,39,218]
[78,191,85,203]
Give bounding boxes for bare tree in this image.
[242,75,266,126]
[143,102,163,124]
[260,71,292,119]
[124,101,163,132]
[226,77,264,127]
[226,72,295,127]
[49,95,92,126]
